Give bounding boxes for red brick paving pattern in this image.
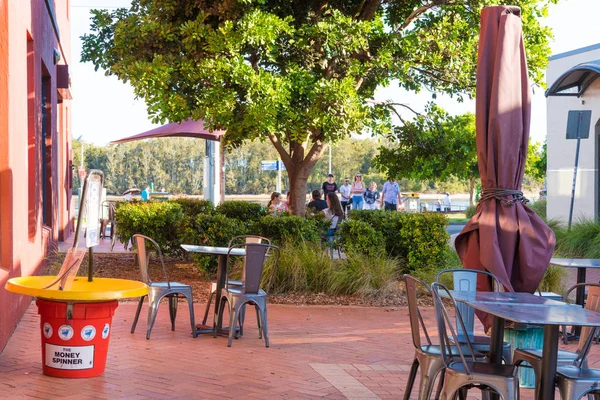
[1,302,598,399]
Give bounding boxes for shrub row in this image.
[344,210,449,274]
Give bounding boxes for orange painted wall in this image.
[0,0,72,352]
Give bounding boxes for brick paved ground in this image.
[2,302,600,399]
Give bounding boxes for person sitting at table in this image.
[307,190,328,213]
[323,192,344,236]
[267,192,282,214]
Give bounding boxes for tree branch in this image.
[267,133,292,166]
[398,0,456,31]
[304,139,327,166]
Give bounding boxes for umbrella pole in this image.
[568,114,583,230]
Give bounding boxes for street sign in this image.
[277,160,286,171]
[261,160,278,171]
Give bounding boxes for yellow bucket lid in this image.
[6,277,148,301]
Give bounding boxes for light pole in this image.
[328,144,332,175]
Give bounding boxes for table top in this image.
[181,244,246,256]
[448,291,600,326]
[449,291,570,307]
[550,258,600,268]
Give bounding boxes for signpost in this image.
[565,110,591,229]
[261,160,286,193]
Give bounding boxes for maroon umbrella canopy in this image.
[110,119,225,144]
[454,6,555,329]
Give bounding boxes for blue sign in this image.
[261,161,278,171]
[277,161,286,171]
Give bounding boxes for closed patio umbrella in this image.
[454,5,555,330]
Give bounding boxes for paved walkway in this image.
[3,302,599,399]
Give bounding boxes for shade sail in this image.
[110,119,225,144]
[454,6,555,330]
[546,60,600,97]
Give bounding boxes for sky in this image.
[70,0,600,146]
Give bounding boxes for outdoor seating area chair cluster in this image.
[403,270,600,400]
[129,234,279,348]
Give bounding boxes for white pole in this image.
[328,144,332,174]
[277,160,282,193]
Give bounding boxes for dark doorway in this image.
[41,67,52,227]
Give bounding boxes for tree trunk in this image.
[469,176,475,206]
[288,167,311,216]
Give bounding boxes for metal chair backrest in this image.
[228,235,271,247]
[563,283,600,359]
[436,268,501,340]
[402,274,433,350]
[227,243,279,295]
[132,234,170,288]
[431,282,477,374]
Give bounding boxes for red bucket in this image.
[36,299,118,378]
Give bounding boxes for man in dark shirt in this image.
[321,174,338,197]
[307,190,328,212]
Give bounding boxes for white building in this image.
[546,43,600,223]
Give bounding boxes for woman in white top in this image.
[351,173,365,210]
[323,192,344,236]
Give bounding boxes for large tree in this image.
[81,0,556,215]
[374,104,480,203]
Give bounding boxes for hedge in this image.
[115,200,450,277]
[348,210,449,273]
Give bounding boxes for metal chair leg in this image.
[168,294,178,331]
[404,358,419,400]
[202,290,214,326]
[255,304,262,339]
[146,297,161,340]
[214,296,228,338]
[183,291,197,338]
[227,300,240,347]
[238,304,246,337]
[131,295,145,334]
[260,304,269,347]
[434,369,445,400]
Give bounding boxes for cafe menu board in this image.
[85,171,104,248]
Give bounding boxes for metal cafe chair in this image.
[402,275,487,400]
[201,235,271,329]
[435,268,513,364]
[555,326,600,400]
[432,282,519,400]
[130,234,197,339]
[513,283,600,399]
[216,242,280,347]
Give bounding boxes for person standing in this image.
[443,192,452,212]
[322,174,338,197]
[351,173,365,210]
[339,177,352,215]
[381,177,401,211]
[363,182,380,210]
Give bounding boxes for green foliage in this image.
[375,106,478,182]
[187,213,248,274]
[538,264,567,295]
[258,215,321,244]
[264,241,334,294]
[216,201,266,222]
[410,248,462,288]
[348,210,449,273]
[263,241,398,297]
[465,205,478,219]
[553,219,600,259]
[338,219,385,257]
[528,199,546,220]
[81,0,556,214]
[115,201,185,255]
[172,198,215,216]
[329,251,399,295]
